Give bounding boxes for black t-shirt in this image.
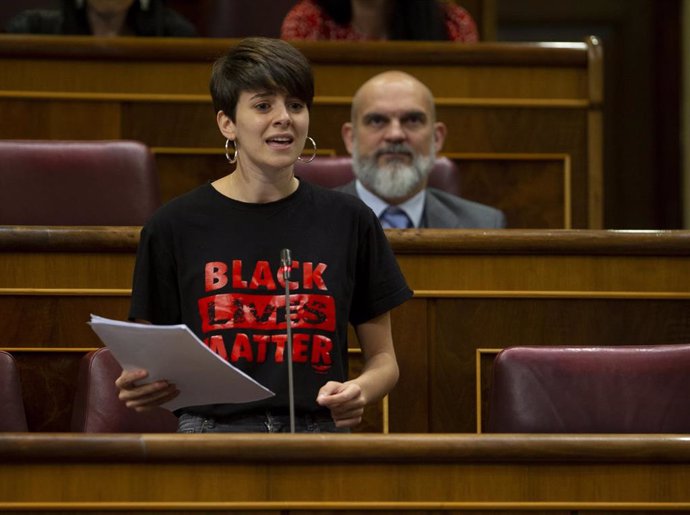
[130,180,412,417]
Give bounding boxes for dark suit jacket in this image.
[336,181,506,229]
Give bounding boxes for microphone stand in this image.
[281,248,295,433]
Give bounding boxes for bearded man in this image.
[338,71,505,228]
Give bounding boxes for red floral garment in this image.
[281,0,479,42]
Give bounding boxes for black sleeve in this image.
[129,222,181,324]
[349,209,413,325]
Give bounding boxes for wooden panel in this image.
[154,152,226,203]
[121,100,215,147]
[449,153,570,228]
[0,36,602,228]
[0,254,134,289]
[388,298,430,432]
[0,37,593,96]
[0,294,129,347]
[0,99,122,140]
[0,433,690,513]
[0,58,212,94]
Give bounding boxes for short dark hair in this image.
[209,37,314,121]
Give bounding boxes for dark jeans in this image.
[177,410,350,433]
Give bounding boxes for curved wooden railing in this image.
[0,35,590,66]
[0,433,689,512]
[3,226,690,255]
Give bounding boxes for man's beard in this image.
[352,142,435,200]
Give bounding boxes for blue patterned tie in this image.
[380,206,412,229]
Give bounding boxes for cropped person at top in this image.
[114,37,412,433]
[281,0,479,42]
[337,70,505,229]
[5,0,197,37]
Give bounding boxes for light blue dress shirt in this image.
[354,180,425,228]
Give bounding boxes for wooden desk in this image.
[2,227,690,434]
[0,433,689,513]
[0,35,602,228]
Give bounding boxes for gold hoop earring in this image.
[225,139,238,165]
[297,136,317,164]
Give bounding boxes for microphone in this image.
[280,248,295,433]
[280,248,292,279]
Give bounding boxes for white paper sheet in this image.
[88,314,274,411]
